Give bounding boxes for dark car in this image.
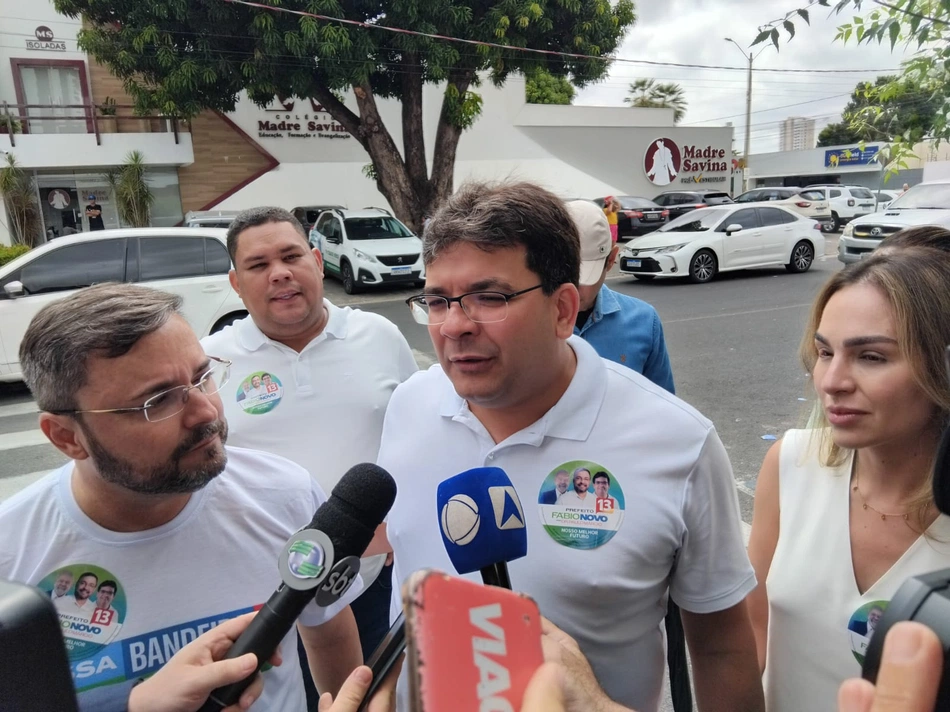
[652,190,733,221]
[291,205,346,234]
[593,196,669,238]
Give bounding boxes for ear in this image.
[228,269,240,296]
[553,283,580,340]
[39,413,90,461]
[311,246,325,276]
[605,245,620,272]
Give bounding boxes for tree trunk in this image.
[431,70,474,212]
[401,53,431,229]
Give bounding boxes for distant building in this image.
[780,117,816,152]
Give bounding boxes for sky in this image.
[574,0,917,154]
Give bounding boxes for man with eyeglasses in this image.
[376,181,763,712]
[0,283,362,711]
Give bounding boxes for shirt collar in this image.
[575,284,620,335]
[438,335,606,444]
[237,298,347,352]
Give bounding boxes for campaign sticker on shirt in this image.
[39,564,126,661]
[537,461,625,550]
[847,600,888,665]
[236,371,283,414]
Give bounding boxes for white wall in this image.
[220,78,733,212]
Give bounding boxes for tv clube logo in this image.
[287,539,326,580]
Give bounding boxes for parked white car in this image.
[733,187,831,223]
[0,228,247,382]
[183,210,240,229]
[312,208,424,293]
[618,204,821,283]
[870,189,902,211]
[838,180,950,264]
[802,184,878,232]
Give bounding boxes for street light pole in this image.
[724,38,764,193]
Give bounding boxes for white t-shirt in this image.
[378,336,754,712]
[201,300,418,496]
[54,595,96,618]
[0,446,361,712]
[556,490,597,509]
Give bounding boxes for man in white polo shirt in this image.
[200,207,417,688]
[556,467,596,509]
[377,181,763,712]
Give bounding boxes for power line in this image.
[219,0,901,75]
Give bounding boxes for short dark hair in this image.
[226,206,308,264]
[879,225,950,253]
[593,471,610,485]
[20,284,183,412]
[78,572,98,585]
[98,580,117,593]
[422,181,580,293]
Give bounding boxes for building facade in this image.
[1,3,733,245]
[780,117,816,152]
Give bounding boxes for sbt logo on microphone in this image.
[441,486,525,546]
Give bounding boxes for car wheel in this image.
[688,250,718,284]
[633,274,655,282]
[210,312,247,334]
[786,240,815,273]
[341,261,360,294]
[829,212,840,232]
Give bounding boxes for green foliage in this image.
[817,75,943,147]
[98,96,118,115]
[0,154,41,247]
[0,244,30,266]
[624,78,687,123]
[0,113,21,134]
[106,150,154,228]
[525,70,575,104]
[755,0,950,177]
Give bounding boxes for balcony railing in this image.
[0,101,190,148]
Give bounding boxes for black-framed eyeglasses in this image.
[48,357,232,423]
[406,284,544,325]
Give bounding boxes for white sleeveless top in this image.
[763,429,950,712]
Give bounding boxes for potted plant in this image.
[0,113,21,135]
[106,151,154,227]
[0,154,42,247]
[98,97,117,134]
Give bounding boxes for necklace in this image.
[851,468,911,521]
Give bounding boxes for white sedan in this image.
[618,204,822,283]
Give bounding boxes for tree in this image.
[106,150,154,227]
[816,74,942,147]
[0,154,41,247]
[525,70,575,105]
[56,0,635,232]
[753,0,950,174]
[624,78,687,122]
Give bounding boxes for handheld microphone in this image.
[200,463,397,711]
[437,467,527,589]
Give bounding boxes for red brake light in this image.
[695,204,707,209]
[661,210,670,217]
[795,201,811,208]
[813,222,822,230]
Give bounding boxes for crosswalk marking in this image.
[0,429,49,452]
[0,469,52,503]
[0,401,39,418]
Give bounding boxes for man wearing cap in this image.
[85,196,105,231]
[566,200,674,393]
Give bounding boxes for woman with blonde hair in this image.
[603,196,620,243]
[747,244,950,711]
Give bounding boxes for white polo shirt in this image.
[201,299,418,495]
[378,336,754,712]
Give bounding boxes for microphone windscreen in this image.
[309,463,397,559]
[437,467,527,575]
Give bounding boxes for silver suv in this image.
[838,181,950,264]
[802,185,878,232]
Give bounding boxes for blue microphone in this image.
[437,467,527,589]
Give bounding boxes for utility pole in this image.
[725,38,765,193]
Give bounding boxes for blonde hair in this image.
[799,247,950,525]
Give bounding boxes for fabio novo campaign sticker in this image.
[236,371,283,414]
[537,461,625,550]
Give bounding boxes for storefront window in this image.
[147,168,185,227]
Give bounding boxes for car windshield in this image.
[617,196,657,209]
[799,190,825,201]
[886,183,950,210]
[658,207,728,232]
[734,192,761,203]
[344,217,414,240]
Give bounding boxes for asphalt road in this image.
[0,236,842,523]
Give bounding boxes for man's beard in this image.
[82,420,229,495]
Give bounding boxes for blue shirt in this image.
[574,284,675,394]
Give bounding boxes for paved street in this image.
[0,236,841,523]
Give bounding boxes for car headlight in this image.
[655,243,688,254]
[353,249,378,263]
[842,223,854,238]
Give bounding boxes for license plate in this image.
[628,259,642,268]
[860,204,873,209]
[645,213,659,221]
[391,266,412,275]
